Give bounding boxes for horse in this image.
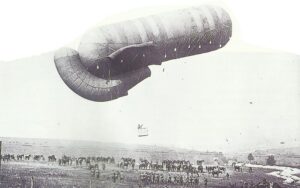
[219,166,226,172]
[2,154,12,162]
[25,154,31,160]
[211,169,222,177]
[198,165,204,173]
[17,154,24,160]
[234,165,242,172]
[33,155,44,161]
[60,155,71,165]
[48,155,56,162]
[139,163,148,170]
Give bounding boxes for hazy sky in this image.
[0,0,299,153]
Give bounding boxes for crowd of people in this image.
[139,172,208,187]
[1,153,285,187]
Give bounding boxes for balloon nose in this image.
[54,47,151,102]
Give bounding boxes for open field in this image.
[0,137,299,187]
[0,160,299,188]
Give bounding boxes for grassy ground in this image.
[0,161,298,188]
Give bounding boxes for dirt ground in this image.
[0,161,298,188]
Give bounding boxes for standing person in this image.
[204,177,208,187]
[249,167,253,173]
[30,176,34,188]
[96,169,100,179]
[112,172,117,183]
[138,183,142,188]
[91,168,95,177]
[117,171,121,181]
[168,175,172,184]
[180,175,184,185]
[226,172,230,179]
[261,178,269,187]
[119,171,124,182]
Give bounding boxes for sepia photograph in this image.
[0,0,299,187]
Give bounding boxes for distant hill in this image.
[254,147,300,156]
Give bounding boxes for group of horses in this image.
[206,165,227,177]
[1,153,232,178]
[57,155,115,167]
[139,159,194,171]
[0,154,45,161]
[0,153,116,168]
[137,158,227,178]
[117,157,135,169]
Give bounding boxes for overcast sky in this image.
[0,0,299,153]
